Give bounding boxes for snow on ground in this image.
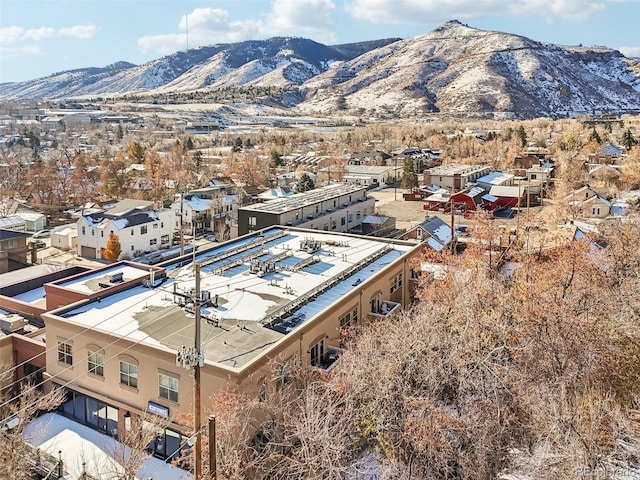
[23,413,191,480]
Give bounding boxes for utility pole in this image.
[394,156,397,201]
[180,192,185,257]
[175,263,204,480]
[194,262,202,480]
[450,196,455,255]
[208,415,216,480]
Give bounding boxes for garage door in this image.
[80,246,97,259]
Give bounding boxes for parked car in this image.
[32,229,50,238]
[28,239,46,249]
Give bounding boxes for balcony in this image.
[313,346,344,372]
[369,300,401,318]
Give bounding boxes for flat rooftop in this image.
[55,228,413,369]
[241,183,367,214]
[428,164,488,176]
[55,264,150,294]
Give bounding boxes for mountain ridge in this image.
[1,21,639,119]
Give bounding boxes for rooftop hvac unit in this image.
[200,290,211,302]
[108,272,124,283]
[0,313,26,334]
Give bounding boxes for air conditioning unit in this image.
[0,313,25,334]
[108,272,123,283]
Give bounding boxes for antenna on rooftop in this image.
[186,13,189,51]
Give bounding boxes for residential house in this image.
[390,147,441,174]
[0,216,26,232]
[587,164,621,188]
[171,183,241,240]
[257,186,295,202]
[398,216,453,252]
[348,150,391,166]
[0,229,36,273]
[77,199,174,260]
[587,143,625,165]
[565,186,611,219]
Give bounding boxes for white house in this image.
[170,184,242,240]
[565,186,611,219]
[76,199,174,260]
[51,224,78,251]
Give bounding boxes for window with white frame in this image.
[88,350,104,377]
[339,305,358,328]
[140,225,148,235]
[248,216,257,227]
[158,373,179,402]
[390,273,403,294]
[150,238,157,246]
[119,361,138,388]
[58,341,72,365]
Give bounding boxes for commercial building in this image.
[3,226,422,461]
[423,164,490,191]
[237,184,375,236]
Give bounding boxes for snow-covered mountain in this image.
[0,37,397,101]
[1,21,639,119]
[298,21,640,119]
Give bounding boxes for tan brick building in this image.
[4,227,423,461]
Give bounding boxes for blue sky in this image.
[1,0,640,83]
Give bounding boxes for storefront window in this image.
[58,389,117,437]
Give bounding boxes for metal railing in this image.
[261,244,392,327]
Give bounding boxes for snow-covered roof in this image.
[23,413,189,480]
[418,216,452,250]
[55,264,150,294]
[0,216,25,228]
[183,196,211,211]
[54,228,414,368]
[477,171,514,186]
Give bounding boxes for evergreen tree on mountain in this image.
[622,128,638,150]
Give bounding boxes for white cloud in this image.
[0,24,99,46]
[265,0,336,40]
[137,0,336,56]
[59,25,100,40]
[619,46,640,58]
[344,0,626,24]
[0,45,41,61]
